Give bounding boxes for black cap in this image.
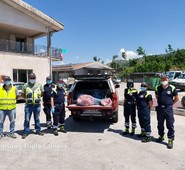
[4,76,11,81]
[46,76,51,80]
[29,73,36,79]
[141,82,147,87]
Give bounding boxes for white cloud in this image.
[118,48,139,60]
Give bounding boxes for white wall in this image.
[0,52,50,83]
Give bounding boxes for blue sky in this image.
[24,0,185,64]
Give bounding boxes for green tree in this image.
[122,52,126,60]
[93,56,100,62]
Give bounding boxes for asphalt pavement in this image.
[0,82,185,170]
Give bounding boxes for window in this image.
[13,69,32,82]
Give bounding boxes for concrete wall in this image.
[0,1,48,33]
[0,52,50,83]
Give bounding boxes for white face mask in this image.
[161,81,168,86]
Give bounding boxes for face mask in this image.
[5,81,11,86]
[161,81,168,86]
[47,80,52,84]
[29,79,35,84]
[140,87,146,91]
[58,83,64,88]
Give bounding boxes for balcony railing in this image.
[0,39,62,59]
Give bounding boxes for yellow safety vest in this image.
[25,84,41,104]
[0,86,16,110]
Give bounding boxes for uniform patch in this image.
[140,95,144,98]
[167,90,171,94]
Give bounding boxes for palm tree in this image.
[137,46,146,66]
[122,52,126,60]
[93,56,100,62]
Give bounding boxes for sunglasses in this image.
[30,77,36,79]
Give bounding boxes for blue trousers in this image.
[138,107,151,134]
[23,104,41,134]
[156,105,175,140]
[123,104,136,128]
[0,109,16,134]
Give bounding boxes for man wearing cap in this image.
[42,76,56,129]
[136,82,153,142]
[155,75,179,149]
[51,79,67,136]
[0,76,19,139]
[22,73,44,139]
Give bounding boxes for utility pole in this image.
[47,31,52,80]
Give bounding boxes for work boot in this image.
[47,121,52,129]
[58,125,67,133]
[0,133,4,139]
[137,131,146,138]
[142,136,151,142]
[22,133,28,139]
[53,129,58,136]
[122,128,129,136]
[167,139,173,149]
[156,136,164,143]
[36,131,44,136]
[130,128,135,135]
[9,133,17,139]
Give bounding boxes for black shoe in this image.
[142,136,151,143]
[47,124,52,129]
[137,132,146,138]
[122,131,129,136]
[167,139,173,149]
[156,136,164,143]
[22,133,28,139]
[130,129,135,136]
[53,129,58,136]
[58,126,67,133]
[36,131,44,136]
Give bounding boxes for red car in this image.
[67,75,120,123]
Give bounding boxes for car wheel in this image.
[73,116,81,121]
[181,96,185,108]
[112,112,118,123]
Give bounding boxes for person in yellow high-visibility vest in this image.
[0,76,19,139]
[21,73,44,139]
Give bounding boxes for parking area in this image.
[0,82,185,170]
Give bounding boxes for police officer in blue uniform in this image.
[122,79,138,135]
[155,75,179,149]
[42,76,56,129]
[51,79,67,136]
[137,82,153,142]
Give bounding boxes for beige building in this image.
[0,0,64,83]
[52,62,113,83]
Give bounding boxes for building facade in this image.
[0,0,64,83]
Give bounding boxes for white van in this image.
[170,73,185,91]
[166,71,182,82]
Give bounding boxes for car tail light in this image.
[106,111,111,116]
[67,93,71,105]
[72,111,77,115]
[112,92,118,109]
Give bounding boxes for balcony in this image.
[0,39,62,59]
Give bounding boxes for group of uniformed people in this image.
[0,73,67,140]
[122,75,179,149]
[0,73,179,149]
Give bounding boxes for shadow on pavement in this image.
[64,116,112,133]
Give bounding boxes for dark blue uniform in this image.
[137,91,152,136]
[155,84,178,140]
[51,86,66,128]
[124,88,138,130]
[42,83,56,123]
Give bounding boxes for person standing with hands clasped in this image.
[51,79,67,136]
[42,76,56,129]
[122,79,138,136]
[22,73,44,139]
[155,75,179,149]
[0,76,19,139]
[136,82,153,142]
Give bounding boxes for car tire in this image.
[112,111,118,123]
[73,116,81,121]
[181,96,185,108]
